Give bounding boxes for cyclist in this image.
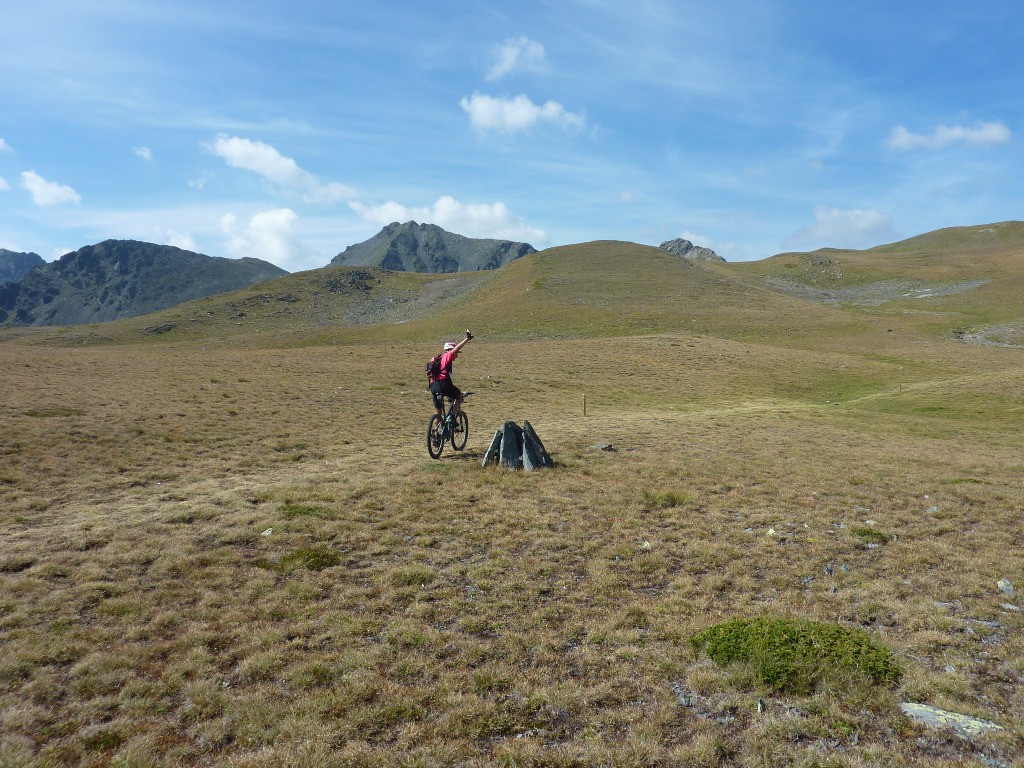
[430,329,472,421]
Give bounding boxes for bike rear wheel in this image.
[427,414,445,459]
[451,410,469,451]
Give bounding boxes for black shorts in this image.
[430,379,461,410]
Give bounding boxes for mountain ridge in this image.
[0,249,45,285]
[332,221,537,273]
[0,240,286,326]
[2,221,1021,341]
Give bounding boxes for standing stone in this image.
[499,421,523,469]
[522,421,553,468]
[522,436,539,471]
[482,430,502,467]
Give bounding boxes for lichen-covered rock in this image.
[900,703,1003,740]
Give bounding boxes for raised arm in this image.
[452,329,473,354]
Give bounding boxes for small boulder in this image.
[900,703,1003,740]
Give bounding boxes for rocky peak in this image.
[333,222,537,273]
[0,249,45,284]
[659,238,724,262]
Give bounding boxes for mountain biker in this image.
[430,330,472,420]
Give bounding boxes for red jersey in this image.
[436,349,457,381]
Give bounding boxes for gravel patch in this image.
[953,323,1024,349]
[762,277,992,306]
[345,273,492,325]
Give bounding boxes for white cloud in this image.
[211,135,315,187]
[20,171,81,206]
[134,146,153,161]
[208,135,355,202]
[677,230,716,249]
[0,177,9,191]
[0,138,11,152]
[487,36,547,81]
[785,207,898,251]
[188,172,213,191]
[304,181,353,204]
[159,229,198,252]
[676,229,741,260]
[350,195,546,244]
[460,93,585,134]
[220,208,304,269]
[887,121,1011,151]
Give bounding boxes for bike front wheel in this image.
[427,414,445,459]
[451,410,469,451]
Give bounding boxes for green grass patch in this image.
[641,489,693,509]
[0,557,36,573]
[690,616,901,695]
[387,564,436,587]
[278,500,335,520]
[279,547,341,572]
[851,526,890,546]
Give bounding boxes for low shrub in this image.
[690,615,900,695]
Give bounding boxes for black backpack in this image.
[425,354,442,381]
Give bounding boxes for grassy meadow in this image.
[2,236,1024,766]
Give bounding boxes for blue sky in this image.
[2,0,1022,271]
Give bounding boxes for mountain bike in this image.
[427,392,472,459]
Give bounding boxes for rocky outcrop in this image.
[482,420,553,470]
[659,238,724,262]
[0,249,44,285]
[333,221,536,273]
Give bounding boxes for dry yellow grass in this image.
[3,232,1024,765]
[2,321,1023,766]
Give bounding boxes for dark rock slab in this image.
[499,421,523,469]
[524,421,557,468]
[482,429,502,467]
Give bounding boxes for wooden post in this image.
[583,393,587,416]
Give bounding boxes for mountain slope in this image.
[397,240,867,343]
[0,240,286,326]
[731,221,1024,343]
[11,224,1022,351]
[332,221,536,273]
[0,249,44,284]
